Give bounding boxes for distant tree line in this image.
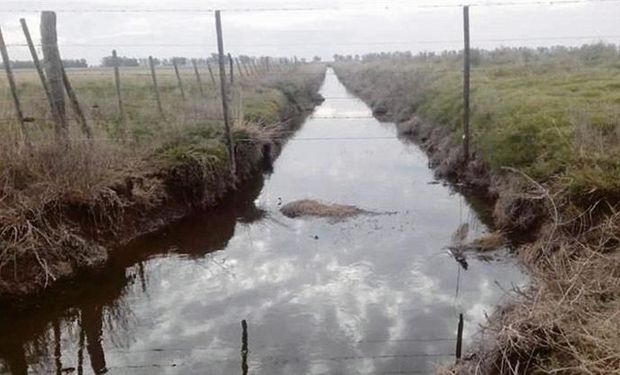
[338,43,619,66]
[0,59,88,69]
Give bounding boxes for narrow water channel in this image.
[0,69,526,375]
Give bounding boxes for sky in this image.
[1,0,619,65]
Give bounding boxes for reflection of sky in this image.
[2,70,526,375]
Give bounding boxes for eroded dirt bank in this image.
[333,64,619,374]
[0,69,326,306]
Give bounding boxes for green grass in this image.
[336,46,620,201]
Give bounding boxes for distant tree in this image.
[313,56,321,62]
[101,55,139,67]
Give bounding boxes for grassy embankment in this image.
[334,45,620,374]
[0,63,325,302]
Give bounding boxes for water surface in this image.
[0,69,526,375]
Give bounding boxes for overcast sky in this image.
[1,0,619,65]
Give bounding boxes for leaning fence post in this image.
[191,59,205,97]
[463,5,471,163]
[0,26,32,149]
[207,61,217,85]
[41,11,69,146]
[235,57,244,78]
[215,10,236,176]
[456,313,464,362]
[227,53,234,85]
[112,49,126,134]
[172,59,186,101]
[20,18,55,122]
[148,56,164,118]
[61,66,93,140]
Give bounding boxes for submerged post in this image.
[0,26,31,149]
[241,320,248,375]
[456,313,464,361]
[463,5,471,163]
[215,10,236,175]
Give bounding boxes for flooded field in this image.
[0,69,527,374]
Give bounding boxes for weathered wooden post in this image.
[241,320,248,375]
[206,61,217,84]
[235,57,244,78]
[227,53,234,85]
[41,11,69,145]
[20,18,54,118]
[191,59,205,97]
[61,66,93,140]
[0,26,32,149]
[463,5,471,163]
[456,313,464,361]
[215,10,236,175]
[148,56,164,117]
[112,49,126,133]
[172,59,186,101]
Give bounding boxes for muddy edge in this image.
[0,71,326,306]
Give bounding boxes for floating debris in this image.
[470,231,505,251]
[280,199,376,222]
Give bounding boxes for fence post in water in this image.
[191,59,205,97]
[241,320,248,375]
[215,10,237,176]
[172,59,186,101]
[456,313,464,362]
[206,61,217,85]
[61,64,93,140]
[148,56,164,118]
[0,26,32,149]
[462,5,471,163]
[112,49,126,134]
[41,11,69,145]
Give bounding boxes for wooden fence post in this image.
[207,61,217,84]
[61,66,93,140]
[235,57,244,78]
[20,18,55,121]
[227,53,234,85]
[112,49,126,134]
[191,59,205,97]
[463,5,471,163]
[172,59,186,101]
[241,320,248,375]
[456,313,464,361]
[0,26,31,149]
[148,56,164,118]
[41,11,69,145]
[215,10,236,175]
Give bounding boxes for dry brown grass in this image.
[280,199,372,222]
[450,198,620,375]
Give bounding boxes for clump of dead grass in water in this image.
[280,199,374,222]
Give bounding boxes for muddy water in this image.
[0,69,526,374]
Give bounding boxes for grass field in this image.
[335,45,620,374]
[335,45,620,202]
